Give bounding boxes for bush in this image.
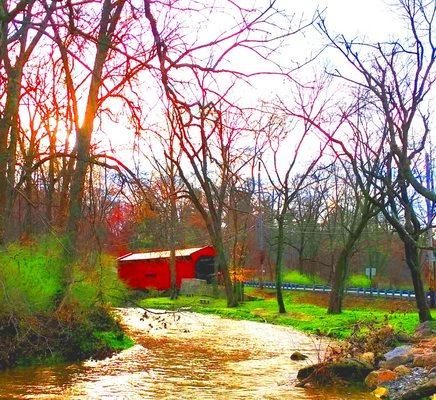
[0,237,133,369]
[281,270,325,285]
[347,274,371,288]
[67,253,130,311]
[0,237,65,315]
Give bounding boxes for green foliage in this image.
[0,237,65,315]
[139,293,433,340]
[67,253,130,311]
[281,270,325,285]
[347,274,371,288]
[0,237,133,369]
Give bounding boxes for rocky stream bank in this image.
[295,321,436,399]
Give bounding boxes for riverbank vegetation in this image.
[139,290,435,340]
[0,238,133,369]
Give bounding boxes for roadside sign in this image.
[365,267,376,279]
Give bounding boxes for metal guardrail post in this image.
[244,281,418,301]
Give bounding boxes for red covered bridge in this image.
[117,246,216,290]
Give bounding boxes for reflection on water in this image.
[0,308,372,399]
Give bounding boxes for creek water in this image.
[0,308,372,399]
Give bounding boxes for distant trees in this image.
[167,104,252,307]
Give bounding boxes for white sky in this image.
[96,0,418,176]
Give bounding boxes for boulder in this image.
[290,351,308,361]
[393,365,411,377]
[414,321,436,339]
[297,358,373,383]
[180,278,215,297]
[381,367,429,400]
[365,369,398,389]
[384,345,413,361]
[379,354,413,370]
[413,352,436,368]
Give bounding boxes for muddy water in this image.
[0,308,372,399]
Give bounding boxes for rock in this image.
[397,377,436,400]
[380,354,413,370]
[372,386,389,398]
[393,365,411,377]
[358,352,375,366]
[384,345,413,361]
[414,321,436,339]
[180,278,216,297]
[382,367,429,400]
[365,369,398,389]
[413,352,436,368]
[297,358,373,383]
[290,351,308,361]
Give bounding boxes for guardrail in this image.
[244,281,434,301]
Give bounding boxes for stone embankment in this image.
[296,321,435,399]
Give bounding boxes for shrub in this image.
[0,237,133,369]
[347,274,371,288]
[0,237,65,315]
[61,252,131,313]
[281,270,325,285]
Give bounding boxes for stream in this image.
[0,308,372,399]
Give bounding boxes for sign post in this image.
[365,267,376,287]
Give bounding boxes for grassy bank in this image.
[139,289,434,340]
[0,237,134,369]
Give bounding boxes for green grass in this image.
[93,331,135,351]
[139,292,433,340]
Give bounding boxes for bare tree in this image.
[141,0,315,306]
[261,114,324,313]
[166,103,253,307]
[313,0,435,321]
[324,162,377,314]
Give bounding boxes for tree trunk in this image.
[46,132,56,228]
[58,154,75,227]
[23,159,33,237]
[275,214,286,314]
[404,238,432,322]
[214,236,237,307]
[169,181,177,299]
[328,203,371,314]
[65,0,123,258]
[0,69,23,243]
[65,128,91,259]
[327,248,350,314]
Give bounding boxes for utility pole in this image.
[257,161,265,287]
[425,150,435,308]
